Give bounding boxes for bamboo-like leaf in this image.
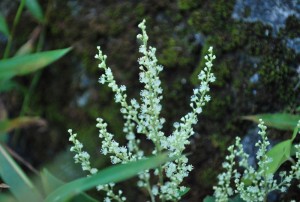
[45,153,172,202]
[40,169,97,202]
[203,196,215,202]
[15,26,41,57]
[14,41,34,56]
[265,125,300,175]
[0,117,46,134]
[0,48,71,80]
[40,169,63,195]
[265,139,292,175]
[0,144,43,202]
[0,193,16,202]
[25,0,44,23]
[0,80,23,93]
[0,13,10,37]
[242,113,300,131]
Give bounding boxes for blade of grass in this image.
[41,169,98,202]
[0,13,10,37]
[25,0,44,23]
[242,113,300,131]
[0,144,43,202]
[3,0,26,59]
[0,117,45,133]
[0,193,17,202]
[45,153,172,202]
[4,145,39,175]
[0,48,71,80]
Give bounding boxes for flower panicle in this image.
[69,19,218,201]
[213,119,300,202]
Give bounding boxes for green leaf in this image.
[0,144,43,202]
[25,0,44,23]
[291,123,300,141]
[203,196,215,202]
[0,80,21,93]
[14,41,34,56]
[0,48,71,80]
[0,117,45,133]
[178,187,190,198]
[265,139,292,175]
[45,153,172,202]
[242,113,300,131]
[40,169,97,202]
[264,124,300,175]
[40,169,63,194]
[0,193,17,202]
[0,13,10,37]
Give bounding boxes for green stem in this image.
[154,142,165,202]
[13,1,49,141]
[19,71,42,116]
[145,179,156,202]
[3,0,26,59]
[19,0,49,116]
[145,58,165,201]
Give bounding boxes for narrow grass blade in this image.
[0,117,45,134]
[0,48,71,80]
[41,169,97,202]
[0,144,43,202]
[0,13,10,37]
[45,153,172,202]
[242,113,300,131]
[25,0,44,23]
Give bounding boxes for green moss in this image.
[177,0,200,10]
[210,133,231,153]
[197,167,219,188]
[159,38,191,67]
[258,57,296,105]
[281,15,300,38]
[135,3,146,17]
[188,0,235,34]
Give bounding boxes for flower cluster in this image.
[69,19,216,201]
[68,129,98,174]
[213,120,300,202]
[68,129,126,202]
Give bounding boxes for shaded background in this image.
[0,0,299,201]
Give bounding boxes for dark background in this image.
[0,0,299,201]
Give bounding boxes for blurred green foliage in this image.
[0,143,171,202]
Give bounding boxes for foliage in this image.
[0,0,70,142]
[0,144,43,202]
[0,143,171,202]
[0,1,71,201]
[243,113,300,131]
[0,48,71,80]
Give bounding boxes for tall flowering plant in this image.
[213,120,300,202]
[68,19,216,202]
